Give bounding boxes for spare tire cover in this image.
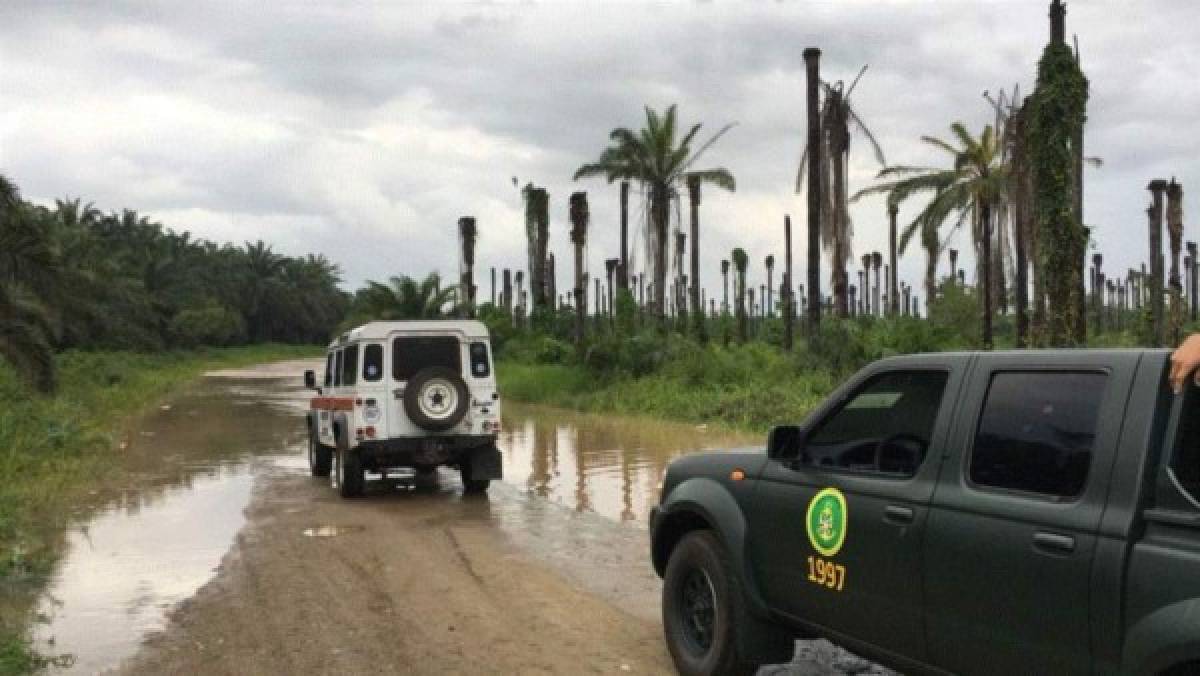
[404,366,470,431]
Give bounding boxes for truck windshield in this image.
[393,336,461,381]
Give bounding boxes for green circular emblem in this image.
[805,487,848,557]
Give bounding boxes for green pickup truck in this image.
[650,349,1200,676]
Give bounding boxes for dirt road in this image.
[114,362,674,675]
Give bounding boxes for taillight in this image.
[365,426,376,438]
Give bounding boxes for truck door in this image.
[749,359,964,665]
[923,354,1135,675]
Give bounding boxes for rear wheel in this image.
[458,457,490,494]
[308,434,332,477]
[331,435,364,498]
[663,531,760,676]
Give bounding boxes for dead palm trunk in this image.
[524,186,549,311]
[804,47,822,332]
[619,180,630,290]
[888,205,899,316]
[1149,180,1167,346]
[569,192,589,346]
[981,198,994,349]
[687,175,705,341]
[1012,104,1032,347]
[650,182,671,322]
[721,260,730,315]
[1168,179,1184,346]
[830,88,851,319]
[733,248,748,343]
[871,252,882,318]
[765,255,775,318]
[784,214,794,348]
[458,217,477,318]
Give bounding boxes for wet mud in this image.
[30,359,889,675]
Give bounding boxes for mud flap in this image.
[466,445,503,480]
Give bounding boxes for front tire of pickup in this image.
[663,531,762,676]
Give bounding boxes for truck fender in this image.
[1122,599,1200,675]
[653,477,771,620]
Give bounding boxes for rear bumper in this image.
[353,435,498,471]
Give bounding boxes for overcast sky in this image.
[2,1,1197,305]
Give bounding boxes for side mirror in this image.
[767,425,805,461]
[304,370,316,389]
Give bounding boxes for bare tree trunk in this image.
[981,199,994,349]
[1149,179,1168,346]
[458,217,477,318]
[1189,241,1199,322]
[651,182,670,322]
[784,215,794,349]
[687,176,705,341]
[804,47,822,333]
[832,133,849,319]
[569,192,589,346]
[1168,179,1185,346]
[619,180,630,290]
[888,205,899,317]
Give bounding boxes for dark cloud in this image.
[1,0,1198,298]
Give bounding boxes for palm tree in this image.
[354,273,457,320]
[796,67,887,317]
[574,104,736,320]
[0,176,58,392]
[853,122,1008,348]
[732,248,748,342]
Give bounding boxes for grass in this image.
[0,344,320,675]
[498,339,838,433]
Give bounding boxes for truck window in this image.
[334,349,343,387]
[363,343,383,382]
[1171,385,1200,502]
[324,353,334,387]
[469,342,491,378]
[342,344,359,386]
[969,371,1106,499]
[393,336,461,381]
[803,370,948,477]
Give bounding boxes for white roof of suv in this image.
[330,320,491,347]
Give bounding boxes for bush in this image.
[168,302,246,347]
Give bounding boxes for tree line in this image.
[0,175,347,392]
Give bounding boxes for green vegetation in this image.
[0,344,317,674]
[0,175,345,393]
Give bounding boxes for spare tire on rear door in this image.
[404,366,470,431]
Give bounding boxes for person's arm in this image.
[1170,334,1200,393]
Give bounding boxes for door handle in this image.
[1033,531,1076,554]
[883,505,914,524]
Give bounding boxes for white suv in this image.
[303,320,502,497]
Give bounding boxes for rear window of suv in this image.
[393,336,461,381]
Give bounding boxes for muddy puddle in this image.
[31,365,314,675]
[30,360,759,673]
[498,402,756,523]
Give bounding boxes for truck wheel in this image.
[663,531,760,676]
[414,467,439,490]
[308,434,332,477]
[331,440,364,498]
[403,367,470,431]
[458,458,490,494]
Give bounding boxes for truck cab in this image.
[651,349,1200,676]
[304,320,501,497]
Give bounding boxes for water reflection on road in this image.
[499,403,756,524]
[28,363,760,674]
